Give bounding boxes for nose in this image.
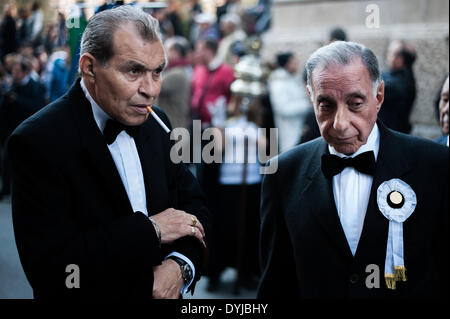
[333,104,351,134]
[138,73,159,100]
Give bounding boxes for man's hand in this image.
[150,208,205,245]
[152,258,183,299]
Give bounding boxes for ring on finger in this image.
[191,216,197,227]
[191,226,196,235]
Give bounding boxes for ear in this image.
[79,53,97,84]
[306,85,314,103]
[375,80,385,113]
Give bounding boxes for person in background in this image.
[328,26,347,43]
[436,76,449,146]
[156,39,190,130]
[378,40,417,134]
[216,13,247,66]
[0,54,46,200]
[29,1,43,47]
[193,13,219,43]
[0,4,17,62]
[217,0,242,24]
[56,12,68,47]
[268,52,310,153]
[43,24,59,54]
[16,7,31,48]
[44,46,70,103]
[207,95,265,292]
[191,38,234,126]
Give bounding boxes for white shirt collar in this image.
[80,78,111,133]
[329,122,380,160]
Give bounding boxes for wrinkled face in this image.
[309,59,384,155]
[439,77,449,135]
[88,24,165,126]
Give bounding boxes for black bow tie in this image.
[321,151,376,179]
[103,119,140,145]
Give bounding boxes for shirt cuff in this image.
[165,252,195,295]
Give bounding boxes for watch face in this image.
[182,264,193,282]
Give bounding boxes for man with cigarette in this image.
[258,41,448,298]
[8,6,209,299]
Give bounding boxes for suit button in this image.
[349,274,359,284]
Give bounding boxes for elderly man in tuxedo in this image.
[258,41,448,298]
[8,6,209,299]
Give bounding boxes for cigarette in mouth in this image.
[146,106,170,133]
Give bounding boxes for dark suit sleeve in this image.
[8,133,162,298]
[257,160,300,299]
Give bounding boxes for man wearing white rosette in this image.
[258,41,448,298]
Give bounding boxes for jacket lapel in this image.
[68,79,134,217]
[355,120,412,260]
[300,139,354,260]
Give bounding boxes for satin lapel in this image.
[355,121,412,259]
[69,80,133,216]
[301,139,354,260]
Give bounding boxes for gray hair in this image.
[80,5,163,67]
[305,41,381,100]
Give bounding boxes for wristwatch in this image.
[169,256,193,284]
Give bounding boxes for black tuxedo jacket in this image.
[258,121,448,298]
[8,79,210,299]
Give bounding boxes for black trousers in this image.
[206,183,261,278]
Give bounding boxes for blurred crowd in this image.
[0,0,448,295]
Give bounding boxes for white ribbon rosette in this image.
[377,178,417,290]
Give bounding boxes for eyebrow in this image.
[316,95,334,103]
[346,92,367,100]
[122,60,166,72]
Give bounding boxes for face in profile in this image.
[439,77,449,135]
[83,23,166,126]
[309,59,384,155]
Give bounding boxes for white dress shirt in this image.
[80,79,194,294]
[329,123,380,256]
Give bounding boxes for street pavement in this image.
[0,197,255,299]
[0,198,33,299]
